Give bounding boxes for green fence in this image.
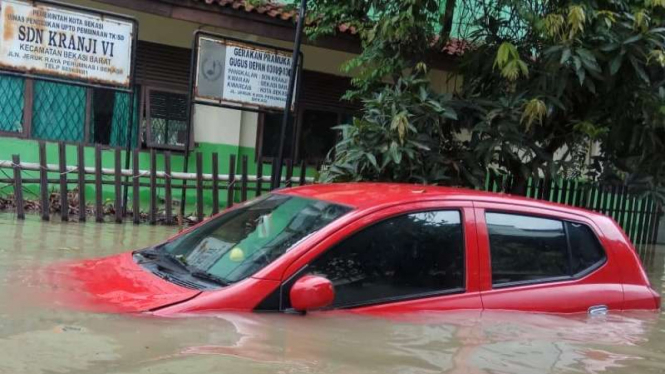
[485,171,662,245]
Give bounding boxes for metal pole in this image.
[272,0,307,190]
[122,20,139,216]
[180,32,200,219]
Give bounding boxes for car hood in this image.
[47,252,200,313]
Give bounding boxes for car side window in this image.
[486,213,569,285]
[566,222,606,275]
[304,210,464,308]
[486,212,607,287]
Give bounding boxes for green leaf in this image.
[600,43,620,52]
[443,107,458,120]
[585,77,596,94]
[407,140,431,151]
[629,55,650,83]
[573,56,582,71]
[609,54,623,75]
[575,64,586,85]
[365,153,378,168]
[576,49,601,73]
[393,150,402,165]
[622,34,643,45]
[560,48,571,64]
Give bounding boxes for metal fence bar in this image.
[608,185,618,220]
[149,149,157,225]
[616,186,628,227]
[77,144,86,222]
[58,142,68,222]
[627,195,638,242]
[651,208,662,244]
[196,152,204,222]
[255,157,263,196]
[211,152,219,216]
[226,154,236,209]
[640,199,654,245]
[241,155,248,202]
[38,142,49,221]
[285,159,293,189]
[95,145,103,222]
[164,151,173,225]
[552,179,560,203]
[114,149,122,224]
[299,160,307,186]
[12,154,24,220]
[132,149,140,225]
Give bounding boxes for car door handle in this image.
[588,305,608,315]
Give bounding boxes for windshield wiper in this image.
[189,270,230,286]
[136,248,229,287]
[135,248,189,272]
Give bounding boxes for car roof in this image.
[277,182,605,218]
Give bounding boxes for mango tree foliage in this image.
[291,0,665,202]
[320,71,470,183]
[460,0,665,198]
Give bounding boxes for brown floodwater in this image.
[1,214,665,374]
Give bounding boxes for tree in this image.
[291,0,665,202]
[459,0,665,198]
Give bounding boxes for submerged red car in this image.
[52,183,660,315]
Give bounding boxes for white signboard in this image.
[0,0,134,87]
[195,37,297,110]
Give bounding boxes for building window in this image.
[258,112,295,160]
[296,109,352,163]
[0,41,188,149]
[32,81,86,142]
[90,88,139,148]
[302,210,464,308]
[90,88,116,145]
[0,76,25,135]
[145,88,189,150]
[0,75,140,148]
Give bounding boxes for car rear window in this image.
[486,212,606,287]
[566,222,606,275]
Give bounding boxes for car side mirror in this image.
[290,275,335,313]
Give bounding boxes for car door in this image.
[276,201,482,313]
[474,202,624,313]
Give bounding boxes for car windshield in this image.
[153,193,352,285]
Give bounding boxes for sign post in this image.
[182,31,303,216]
[273,0,306,190]
[192,35,299,111]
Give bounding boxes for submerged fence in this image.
[0,142,660,245]
[1,141,314,225]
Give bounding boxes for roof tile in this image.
[193,0,466,54]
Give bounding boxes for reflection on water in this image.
[0,214,664,374]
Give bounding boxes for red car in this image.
[53,183,660,315]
